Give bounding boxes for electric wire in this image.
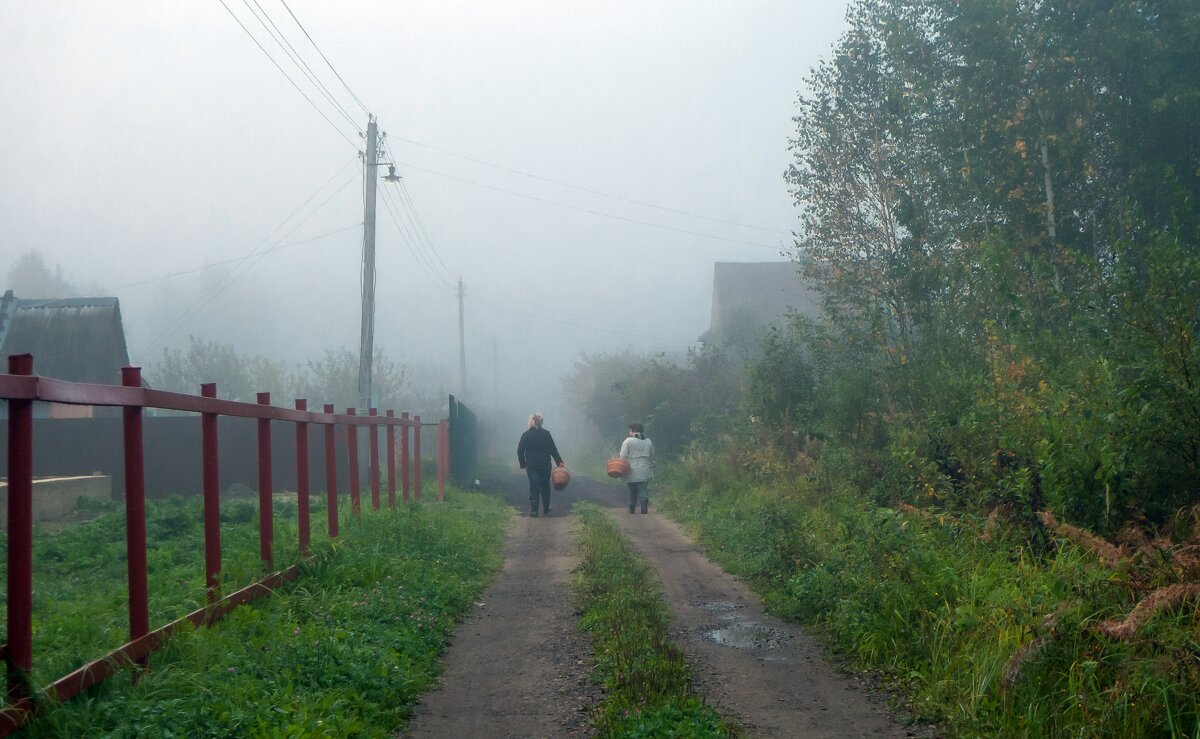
[389,135,791,236]
[215,0,359,149]
[393,161,784,251]
[468,291,693,345]
[278,0,371,116]
[112,223,362,291]
[140,169,361,355]
[377,138,458,283]
[244,0,361,132]
[377,182,456,291]
[395,178,456,281]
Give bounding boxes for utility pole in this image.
[457,277,467,398]
[358,115,379,411]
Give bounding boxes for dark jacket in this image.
[517,427,563,470]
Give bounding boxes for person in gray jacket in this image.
[618,422,655,513]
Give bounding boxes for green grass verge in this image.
[660,454,1200,738]
[571,502,740,738]
[12,489,509,737]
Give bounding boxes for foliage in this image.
[564,347,740,456]
[571,503,739,738]
[13,490,509,736]
[660,455,1200,737]
[148,338,409,410]
[4,250,90,299]
[758,0,1200,530]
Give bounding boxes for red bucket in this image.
[606,458,630,478]
[551,466,570,490]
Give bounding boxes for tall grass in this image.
[10,490,509,736]
[572,502,739,738]
[660,454,1200,737]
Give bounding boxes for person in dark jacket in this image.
[517,412,564,517]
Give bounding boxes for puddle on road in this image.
[706,622,776,649]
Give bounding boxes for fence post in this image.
[200,383,222,605]
[295,399,310,556]
[323,404,338,538]
[121,366,150,649]
[346,408,360,515]
[6,354,34,706]
[386,411,396,508]
[256,392,273,570]
[368,408,380,511]
[400,412,410,502]
[414,415,422,501]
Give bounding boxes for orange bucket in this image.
[606,458,630,478]
[551,466,570,490]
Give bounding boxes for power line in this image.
[139,169,361,355]
[112,224,361,291]
[389,135,792,236]
[396,178,456,280]
[393,160,784,251]
[377,182,456,290]
[215,0,359,149]
[469,291,694,345]
[278,0,371,116]
[244,0,361,132]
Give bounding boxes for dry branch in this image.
[1039,510,1128,568]
[1094,583,1200,641]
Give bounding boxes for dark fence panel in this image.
[448,394,477,486]
[0,413,352,500]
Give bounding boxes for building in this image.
[0,290,134,418]
[703,262,820,350]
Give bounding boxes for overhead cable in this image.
[244,0,361,131]
[278,0,371,116]
[215,0,359,149]
[389,135,791,236]
[393,161,784,251]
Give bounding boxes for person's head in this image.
[628,422,644,438]
[528,413,544,429]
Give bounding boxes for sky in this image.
[1,0,849,427]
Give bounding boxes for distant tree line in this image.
[569,0,1200,533]
[148,336,450,418]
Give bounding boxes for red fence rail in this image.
[0,353,444,733]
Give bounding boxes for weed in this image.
[572,502,740,738]
[8,490,509,736]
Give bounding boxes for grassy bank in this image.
[13,490,509,736]
[571,502,739,738]
[660,454,1200,737]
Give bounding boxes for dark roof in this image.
[0,291,132,384]
[708,262,820,332]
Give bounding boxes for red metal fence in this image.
[0,353,447,733]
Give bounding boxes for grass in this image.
[571,502,739,738]
[5,489,509,736]
[659,453,1200,737]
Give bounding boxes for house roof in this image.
[708,262,820,332]
[0,291,132,385]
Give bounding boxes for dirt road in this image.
[403,476,921,738]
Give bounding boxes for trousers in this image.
[527,466,552,513]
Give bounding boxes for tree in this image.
[5,250,82,298]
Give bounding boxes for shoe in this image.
[544,507,552,516]
[641,500,648,514]
[629,505,636,513]
[530,509,539,517]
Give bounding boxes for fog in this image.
[1,1,848,441]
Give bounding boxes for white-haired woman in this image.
[517,412,564,517]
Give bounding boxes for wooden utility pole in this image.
[359,115,379,411]
[457,277,467,398]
